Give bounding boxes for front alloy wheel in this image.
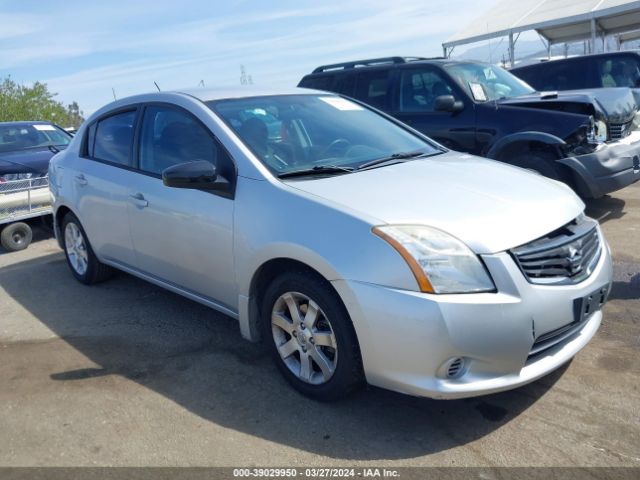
[262,271,363,401]
[271,292,338,385]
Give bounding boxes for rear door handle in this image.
[129,192,148,208]
[74,174,88,186]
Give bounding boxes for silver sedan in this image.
[49,88,612,400]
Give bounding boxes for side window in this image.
[518,62,586,91]
[354,70,390,110]
[92,110,136,166]
[597,56,640,88]
[399,69,454,112]
[336,74,355,96]
[138,106,232,178]
[300,75,336,92]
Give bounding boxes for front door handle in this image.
[129,192,148,208]
[74,174,88,186]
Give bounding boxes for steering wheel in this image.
[321,138,351,158]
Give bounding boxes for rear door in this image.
[127,104,237,309]
[74,108,139,267]
[352,68,392,111]
[391,66,477,153]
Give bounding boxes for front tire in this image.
[261,271,364,401]
[61,212,113,285]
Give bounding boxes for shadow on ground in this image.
[584,195,626,225]
[0,252,567,460]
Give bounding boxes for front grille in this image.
[512,217,602,285]
[609,120,633,140]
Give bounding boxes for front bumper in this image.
[332,228,612,399]
[560,130,640,198]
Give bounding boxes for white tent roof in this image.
[443,0,640,48]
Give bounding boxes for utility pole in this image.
[240,65,254,85]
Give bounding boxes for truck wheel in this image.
[261,270,364,401]
[61,212,113,284]
[511,152,564,181]
[0,222,32,252]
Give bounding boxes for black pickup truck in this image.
[299,57,640,198]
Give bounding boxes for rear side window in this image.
[90,110,136,166]
[596,56,640,88]
[514,61,589,91]
[354,70,390,110]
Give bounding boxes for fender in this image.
[486,131,566,160]
[51,202,83,250]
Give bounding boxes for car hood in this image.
[287,152,584,254]
[497,88,637,124]
[0,147,58,175]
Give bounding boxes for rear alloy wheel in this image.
[262,271,363,401]
[64,221,89,276]
[0,222,32,252]
[61,213,113,285]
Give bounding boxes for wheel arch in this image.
[240,255,351,344]
[53,204,78,249]
[486,131,566,161]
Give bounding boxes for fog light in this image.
[445,357,465,378]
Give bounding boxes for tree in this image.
[0,76,84,127]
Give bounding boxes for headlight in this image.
[632,111,640,130]
[373,225,495,294]
[588,118,607,144]
[0,173,33,181]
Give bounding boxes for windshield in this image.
[445,63,535,101]
[208,95,441,177]
[0,123,71,153]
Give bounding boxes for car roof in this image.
[513,50,640,69]
[304,57,493,76]
[176,86,328,102]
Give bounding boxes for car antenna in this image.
[112,88,117,100]
[154,81,161,92]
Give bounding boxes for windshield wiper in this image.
[277,165,355,179]
[356,150,436,171]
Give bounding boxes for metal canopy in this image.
[443,0,640,62]
[618,28,640,42]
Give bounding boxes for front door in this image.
[392,67,477,154]
[127,105,236,310]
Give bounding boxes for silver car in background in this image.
[49,88,612,400]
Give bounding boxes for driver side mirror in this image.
[162,160,230,192]
[434,95,464,113]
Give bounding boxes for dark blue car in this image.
[0,121,72,251]
[0,121,72,184]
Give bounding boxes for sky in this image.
[0,0,496,117]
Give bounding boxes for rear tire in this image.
[261,270,364,401]
[0,222,32,252]
[61,212,113,285]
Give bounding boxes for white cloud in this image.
[2,0,493,113]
